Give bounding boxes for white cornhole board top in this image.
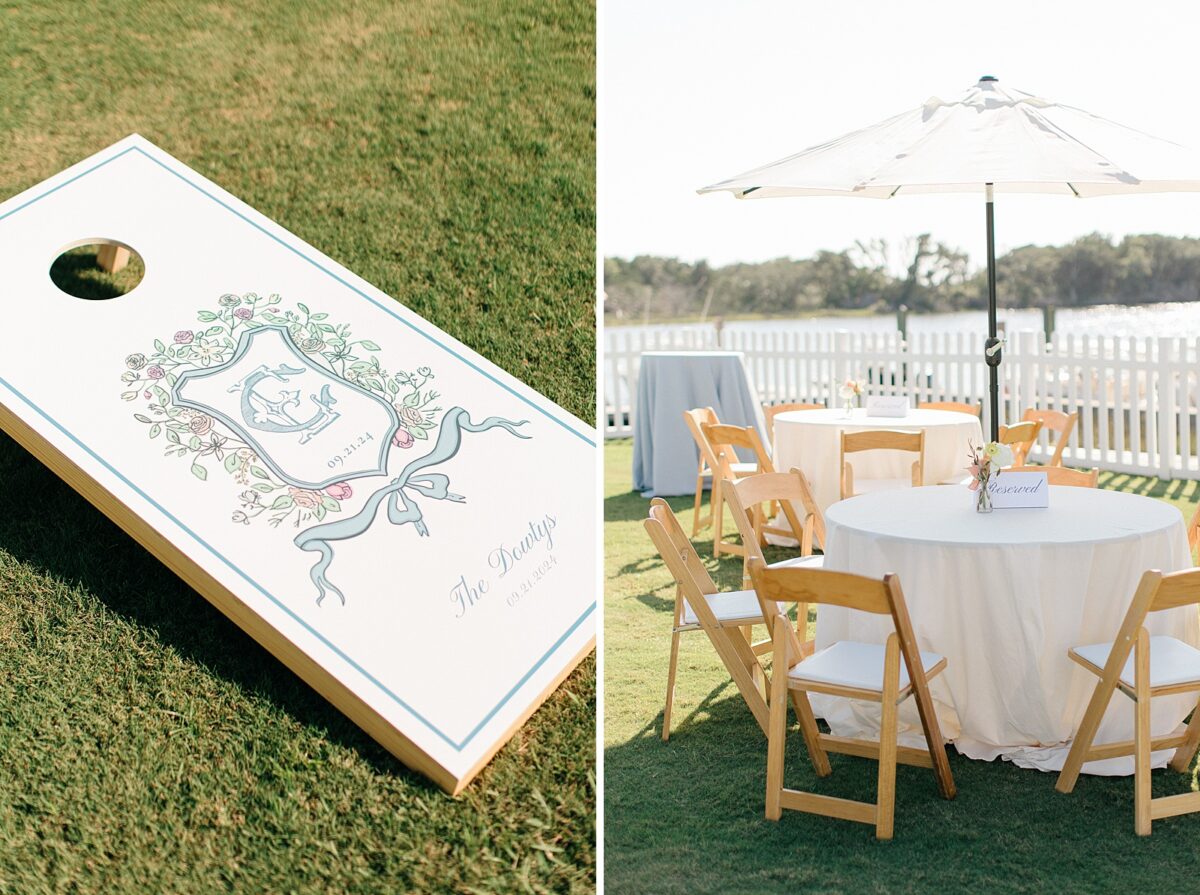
[0,135,596,794]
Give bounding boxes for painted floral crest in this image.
[119,292,442,529]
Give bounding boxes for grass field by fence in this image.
[604,438,1200,894]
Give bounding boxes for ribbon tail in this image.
[294,408,531,605]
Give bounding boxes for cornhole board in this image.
[0,135,596,794]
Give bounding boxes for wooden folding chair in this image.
[1188,503,1199,558]
[1022,408,1078,467]
[645,499,769,741]
[683,407,757,537]
[748,561,956,839]
[726,469,826,589]
[839,429,925,500]
[702,422,779,558]
[1056,568,1200,835]
[917,400,982,418]
[764,402,825,442]
[1006,465,1099,488]
[998,419,1041,466]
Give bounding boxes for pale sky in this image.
[599,0,1200,274]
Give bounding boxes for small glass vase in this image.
[842,398,855,418]
[976,481,993,513]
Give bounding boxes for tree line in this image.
[603,233,1200,322]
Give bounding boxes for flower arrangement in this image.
[838,378,864,416]
[966,440,1014,513]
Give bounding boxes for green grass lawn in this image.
[0,4,594,892]
[604,437,1200,894]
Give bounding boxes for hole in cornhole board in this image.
[49,239,144,300]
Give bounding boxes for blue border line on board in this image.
[0,142,597,753]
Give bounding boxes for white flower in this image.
[994,443,1014,468]
[838,384,856,400]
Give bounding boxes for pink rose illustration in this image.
[325,482,353,501]
[399,406,423,427]
[288,487,322,509]
[392,428,415,449]
[234,307,252,320]
[189,414,214,436]
[146,365,165,380]
[174,330,194,344]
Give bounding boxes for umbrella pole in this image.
[984,182,1001,441]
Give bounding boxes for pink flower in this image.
[174,330,194,344]
[392,428,415,449]
[325,482,353,500]
[288,487,321,509]
[146,365,165,379]
[234,307,253,320]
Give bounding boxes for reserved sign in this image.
[865,395,909,417]
[983,471,1049,508]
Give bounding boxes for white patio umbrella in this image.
[699,76,1200,439]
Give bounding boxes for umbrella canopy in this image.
[699,76,1200,438]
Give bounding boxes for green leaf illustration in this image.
[149,424,161,438]
[191,463,207,481]
[320,496,341,512]
[223,454,240,474]
[270,495,294,510]
[134,414,153,423]
[251,466,269,479]
[197,311,217,322]
[359,340,381,351]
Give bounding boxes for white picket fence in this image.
[604,325,1200,479]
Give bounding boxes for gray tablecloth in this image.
[631,351,764,497]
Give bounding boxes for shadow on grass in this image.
[0,432,432,790]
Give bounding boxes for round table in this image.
[772,408,982,513]
[816,485,1197,775]
[631,351,765,497]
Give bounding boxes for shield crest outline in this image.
[172,324,400,490]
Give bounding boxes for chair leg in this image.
[1134,628,1152,836]
[1057,666,1119,794]
[788,689,831,777]
[876,635,900,840]
[691,459,708,535]
[765,649,789,821]
[1168,700,1200,773]
[662,630,681,743]
[712,478,726,557]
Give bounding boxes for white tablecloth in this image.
[631,351,765,497]
[773,408,983,513]
[816,485,1197,775]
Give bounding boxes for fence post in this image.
[1157,337,1176,478]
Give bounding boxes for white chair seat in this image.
[769,554,824,570]
[789,640,944,693]
[730,461,758,475]
[682,589,762,627]
[1071,636,1200,689]
[850,477,913,496]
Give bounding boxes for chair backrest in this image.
[918,400,981,418]
[1188,503,1199,555]
[683,407,722,473]
[647,498,717,598]
[747,561,927,681]
[1006,465,1098,488]
[764,402,825,441]
[725,471,817,566]
[702,422,774,479]
[1022,408,1078,467]
[839,429,925,498]
[998,420,1041,466]
[1093,569,1200,682]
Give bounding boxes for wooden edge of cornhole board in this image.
[0,135,597,795]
